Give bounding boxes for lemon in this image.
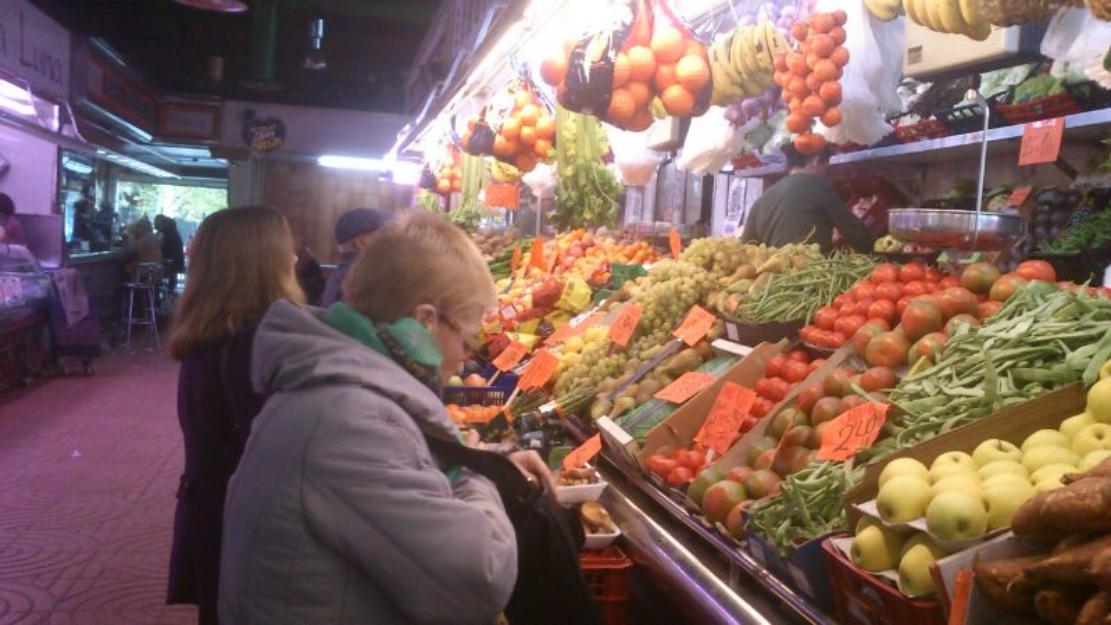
[1089,377,1111,424]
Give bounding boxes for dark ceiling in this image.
[32,0,442,113]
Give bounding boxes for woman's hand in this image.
[508,450,556,493]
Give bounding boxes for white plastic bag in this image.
[813,0,901,146]
[605,125,665,186]
[522,162,556,198]
[675,106,752,176]
[1042,7,1111,88]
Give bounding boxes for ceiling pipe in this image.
[249,0,279,84]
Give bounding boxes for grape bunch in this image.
[679,237,751,279]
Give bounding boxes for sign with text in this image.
[563,434,602,470]
[1018,117,1064,167]
[0,0,70,99]
[492,341,528,372]
[609,303,642,348]
[518,349,558,391]
[655,371,716,404]
[79,48,157,132]
[529,238,545,271]
[673,305,716,346]
[1005,185,1032,208]
[545,311,603,345]
[694,382,757,455]
[818,402,889,462]
[243,115,286,152]
[158,100,222,141]
[484,183,519,209]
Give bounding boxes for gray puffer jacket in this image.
[219,300,517,625]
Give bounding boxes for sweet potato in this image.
[1027,535,1111,586]
[1035,584,1091,625]
[974,555,1046,615]
[1064,457,1111,485]
[1090,544,1111,592]
[1056,533,1100,553]
[1078,590,1111,625]
[1011,490,1052,538]
[1041,477,1111,532]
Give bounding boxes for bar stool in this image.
[122,262,161,350]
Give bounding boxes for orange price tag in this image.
[1018,117,1064,166]
[530,238,545,271]
[655,371,716,404]
[673,305,716,347]
[694,382,757,455]
[484,183,519,209]
[609,303,642,348]
[510,245,523,271]
[545,311,603,345]
[817,402,889,462]
[1006,185,1032,207]
[492,341,528,372]
[563,434,602,470]
[669,228,682,259]
[518,349,559,391]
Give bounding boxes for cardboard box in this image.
[843,383,1087,529]
[930,531,1045,623]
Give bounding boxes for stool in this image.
[123,263,161,350]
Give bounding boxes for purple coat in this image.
[167,323,263,624]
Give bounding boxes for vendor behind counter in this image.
[740,145,874,254]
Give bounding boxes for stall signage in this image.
[518,349,558,391]
[158,101,221,142]
[818,402,889,462]
[80,48,157,132]
[694,382,756,455]
[1005,186,1032,208]
[655,371,715,404]
[484,183,519,209]
[492,340,528,372]
[562,434,602,470]
[609,303,642,347]
[673,305,715,346]
[0,0,70,99]
[669,227,682,259]
[1018,117,1064,167]
[242,115,286,152]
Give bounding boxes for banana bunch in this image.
[864,0,905,20]
[708,20,787,107]
[488,159,521,183]
[905,0,992,41]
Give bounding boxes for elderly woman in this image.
[220,211,538,625]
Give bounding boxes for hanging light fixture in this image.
[173,0,249,13]
[302,18,327,71]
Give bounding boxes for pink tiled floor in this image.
[0,347,197,625]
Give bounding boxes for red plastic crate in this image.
[581,545,633,625]
[995,91,1082,125]
[893,118,949,143]
[822,537,945,625]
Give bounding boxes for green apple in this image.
[856,515,881,535]
[928,463,980,485]
[930,451,976,473]
[1060,412,1096,440]
[929,476,982,503]
[1081,449,1111,471]
[1022,446,1081,472]
[876,476,933,523]
[448,375,464,386]
[851,524,906,572]
[1029,463,1077,485]
[978,460,1029,482]
[926,492,987,541]
[1021,429,1071,452]
[1072,423,1111,457]
[984,473,1035,489]
[879,458,930,488]
[972,439,1022,467]
[1035,477,1068,492]
[1088,377,1111,424]
[898,538,947,597]
[982,480,1036,531]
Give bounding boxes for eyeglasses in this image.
[436,309,480,351]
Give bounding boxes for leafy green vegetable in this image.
[1012,74,1064,103]
[553,106,622,230]
[448,153,485,233]
[1040,208,1111,254]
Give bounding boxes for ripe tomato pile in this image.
[753,350,825,418]
[645,445,709,487]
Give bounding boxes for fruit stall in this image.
[390,0,1111,623]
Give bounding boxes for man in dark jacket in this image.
[741,145,874,253]
[319,208,393,307]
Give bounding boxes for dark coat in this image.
[168,323,264,625]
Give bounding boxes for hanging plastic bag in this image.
[647,0,714,119]
[460,107,497,157]
[1041,7,1111,88]
[522,162,556,198]
[605,125,664,185]
[675,106,753,176]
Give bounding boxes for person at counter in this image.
[155,215,185,292]
[740,144,874,253]
[319,207,394,307]
[124,217,163,278]
[0,193,26,246]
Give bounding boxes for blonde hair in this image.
[169,206,304,359]
[343,211,496,328]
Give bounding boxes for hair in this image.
[0,193,14,217]
[169,206,304,359]
[154,214,177,233]
[343,210,497,330]
[128,216,153,237]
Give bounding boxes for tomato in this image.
[938,287,980,319]
[814,306,838,331]
[859,366,896,392]
[829,331,847,348]
[909,331,947,364]
[865,331,911,368]
[647,455,680,478]
[990,274,1028,302]
[936,276,959,289]
[764,377,790,401]
[1015,260,1056,283]
[788,349,810,362]
[978,300,1004,320]
[903,280,928,297]
[853,282,877,301]
[783,359,810,383]
[960,262,1001,295]
[874,282,904,302]
[922,281,939,293]
[839,395,867,414]
[811,396,843,426]
[824,367,856,397]
[850,319,891,354]
[853,297,875,317]
[796,383,824,415]
[809,358,827,371]
[799,325,817,344]
[765,354,787,378]
[896,296,912,317]
[924,267,943,283]
[834,314,867,339]
[740,415,759,433]
[900,298,944,341]
[945,313,980,335]
[832,293,853,310]
[683,449,707,471]
[750,397,773,419]
[871,263,899,284]
[867,300,897,325]
[899,262,927,283]
[667,465,694,486]
[754,377,774,399]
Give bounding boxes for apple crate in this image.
[822,536,945,625]
[744,529,835,613]
[580,546,633,625]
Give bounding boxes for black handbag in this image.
[423,434,604,625]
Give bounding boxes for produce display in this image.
[553,107,623,230]
[708,21,783,107]
[706,242,822,318]
[746,460,863,551]
[773,9,850,154]
[462,79,555,174]
[1040,208,1111,255]
[738,251,875,325]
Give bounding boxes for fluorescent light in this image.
[95,148,178,179]
[62,157,94,175]
[0,78,37,117]
[317,154,421,185]
[389,160,421,185]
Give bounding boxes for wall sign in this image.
[79,47,157,132]
[242,114,285,152]
[0,0,71,99]
[158,101,221,141]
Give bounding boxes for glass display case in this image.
[0,244,51,323]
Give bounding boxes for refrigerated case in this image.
[0,244,51,386]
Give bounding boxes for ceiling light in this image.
[302,18,327,71]
[173,0,249,13]
[0,78,37,117]
[318,154,421,185]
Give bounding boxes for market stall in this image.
[393,0,1111,622]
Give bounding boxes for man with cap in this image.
[320,208,394,307]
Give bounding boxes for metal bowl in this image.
[888,208,1026,251]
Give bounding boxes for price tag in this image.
[492,341,529,372]
[669,227,682,259]
[1005,185,1032,207]
[673,305,716,346]
[1018,117,1064,167]
[545,311,603,345]
[609,303,642,348]
[529,238,546,271]
[510,245,522,271]
[484,183,519,209]
[655,371,716,404]
[563,433,602,470]
[694,382,757,455]
[518,349,559,390]
[817,402,889,462]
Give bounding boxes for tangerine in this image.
[519,104,540,125]
[514,91,531,110]
[626,46,656,82]
[813,59,839,82]
[533,138,553,159]
[806,73,823,93]
[787,76,809,99]
[535,115,555,140]
[820,107,842,127]
[501,117,521,140]
[785,112,810,134]
[675,55,710,92]
[613,53,631,88]
[829,26,847,46]
[626,108,654,131]
[607,88,637,124]
[540,56,567,87]
[660,84,694,117]
[626,81,651,108]
[810,34,835,58]
[519,125,538,146]
[790,22,809,41]
[819,81,843,105]
[801,95,826,117]
[685,39,705,59]
[830,46,850,67]
[655,63,678,91]
[794,132,825,154]
[515,152,538,172]
[651,26,685,63]
[811,13,835,34]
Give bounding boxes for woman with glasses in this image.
[219,210,548,625]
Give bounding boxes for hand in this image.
[508,450,556,494]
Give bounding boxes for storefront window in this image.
[114,181,227,247]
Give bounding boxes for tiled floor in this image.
[0,346,196,625]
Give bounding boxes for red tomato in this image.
[808,358,827,372]
[834,314,867,339]
[945,313,980,335]
[923,281,939,293]
[903,280,928,297]
[870,263,899,284]
[961,262,1002,295]
[909,331,947,364]
[978,300,1003,320]
[859,366,896,392]
[799,325,817,344]
[874,282,904,302]
[739,415,759,433]
[764,377,790,401]
[751,397,774,419]
[864,331,911,368]
[832,293,853,310]
[765,354,787,378]
[850,319,891,354]
[667,465,694,486]
[924,267,943,283]
[647,455,680,478]
[754,377,773,399]
[1015,260,1056,283]
[853,297,875,317]
[990,274,1028,302]
[829,331,847,347]
[899,262,927,283]
[683,450,706,471]
[783,359,810,383]
[853,282,877,301]
[814,306,838,330]
[788,349,810,362]
[796,383,824,415]
[901,299,944,341]
[938,276,961,289]
[938,287,980,319]
[867,299,897,325]
[896,296,912,317]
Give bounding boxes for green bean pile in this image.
[746,461,863,554]
[738,251,876,323]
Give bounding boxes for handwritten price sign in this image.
[530,238,546,271]
[673,305,716,346]
[655,371,716,404]
[518,349,558,391]
[1018,117,1064,167]
[818,402,889,462]
[609,303,642,348]
[563,434,602,470]
[492,341,529,372]
[545,311,603,345]
[694,382,757,455]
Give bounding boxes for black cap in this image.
[334,208,393,244]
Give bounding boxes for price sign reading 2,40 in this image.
[818,402,889,462]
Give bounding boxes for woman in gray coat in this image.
[220,211,548,625]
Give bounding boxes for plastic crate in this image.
[995,90,1082,125]
[935,100,995,135]
[442,385,510,406]
[1066,81,1111,111]
[822,537,945,625]
[581,546,633,625]
[892,118,948,144]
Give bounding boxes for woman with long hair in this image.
[166,206,304,625]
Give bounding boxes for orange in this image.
[540,56,567,87]
[535,115,555,140]
[613,52,631,88]
[819,81,842,106]
[675,55,709,92]
[626,108,654,131]
[811,13,835,34]
[500,117,521,140]
[806,73,823,94]
[787,52,807,77]
[788,76,809,99]
[626,46,656,82]
[533,138,553,159]
[436,179,451,193]
[655,63,677,91]
[660,84,694,117]
[451,179,461,192]
[785,113,810,134]
[794,132,826,154]
[625,81,651,108]
[830,46,850,68]
[514,91,531,110]
[801,95,826,117]
[830,27,847,46]
[811,34,835,58]
[820,107,842,127]
[651,26,685,63]
[606,88,636,125]
[515,152,538,173]
[685,40,705,59]
[519,104,540,125]
[813,59,839,82]
[519,125,538,146]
